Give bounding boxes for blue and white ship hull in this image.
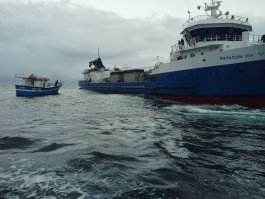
[78,0,265,107]
[16,85,62,97]
[79,60,265,107]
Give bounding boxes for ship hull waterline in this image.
[78,87,265,107]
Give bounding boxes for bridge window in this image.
[186,27,247,45]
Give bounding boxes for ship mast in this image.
[187,0,191,20]
[98,47,100,58]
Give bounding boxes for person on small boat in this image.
[55,80,58,86]
[261,35,265,43]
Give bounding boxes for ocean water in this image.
[0,82,265,199]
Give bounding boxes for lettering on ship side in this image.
[220,54,254,60]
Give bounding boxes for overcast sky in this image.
[0,0,265,83]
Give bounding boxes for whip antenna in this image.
[187,0,191,20]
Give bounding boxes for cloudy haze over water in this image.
[0,0,265,82]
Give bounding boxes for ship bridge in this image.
[180,1,252,47]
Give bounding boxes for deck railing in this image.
[249,34,265,43]
[191,34,265,44]
[182,14,249,28]
[193,34,243,43]
[172,34,265,51]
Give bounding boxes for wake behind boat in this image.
[79,0,265,107]
[15,74,62,97]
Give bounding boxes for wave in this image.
[0,136,35,150]
[113,187,182,199]
[32,142,75,153]
[90,151,138,162]
[67,151,138,172]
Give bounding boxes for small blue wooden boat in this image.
[15,74,63,97]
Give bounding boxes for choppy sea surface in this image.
[0,82,265,199]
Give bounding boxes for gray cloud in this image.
[0,1,264,83]
[0,1,182,82]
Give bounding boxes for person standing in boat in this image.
[55,80,58,86]
[261,35,265,43]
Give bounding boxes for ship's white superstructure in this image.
[151,0,265,75]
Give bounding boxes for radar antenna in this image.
[204,0,223,18]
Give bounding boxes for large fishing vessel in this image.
[79,0,265,107]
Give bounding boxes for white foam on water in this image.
[0,159,89,198]
[168,104,265,121]
[162,138,190,159]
